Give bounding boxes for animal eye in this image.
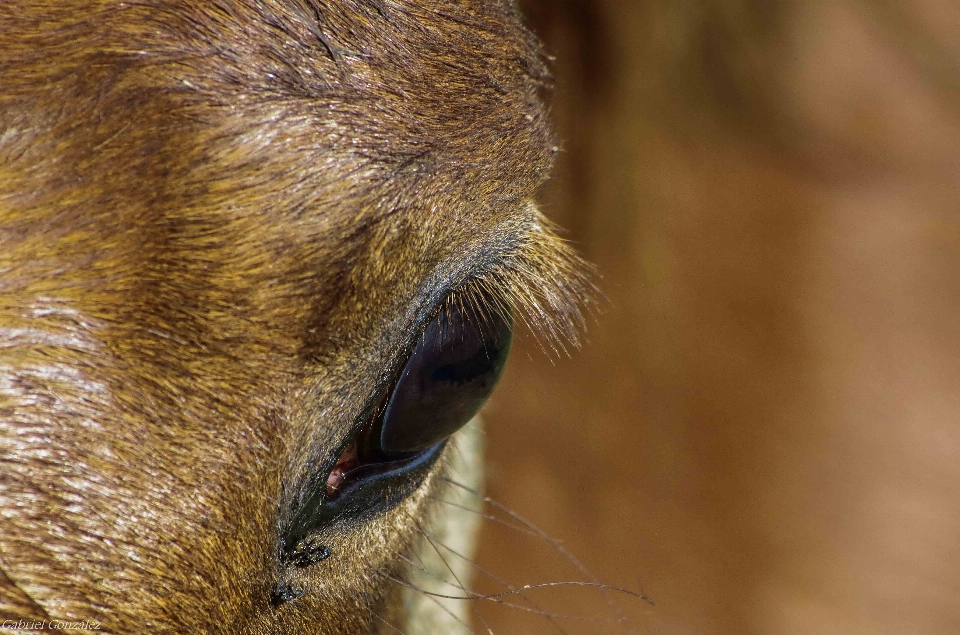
[281,289,512,565]
[332,290,513,501]
[379,294,512,454]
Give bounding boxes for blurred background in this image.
[473,1,960,634]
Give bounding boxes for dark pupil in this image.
[379,297,512,454]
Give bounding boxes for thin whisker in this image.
[367,607,409,635]
[399,548,588,621]
[442,476,653,632]
[405,511,497,635]
[418,527,570,635]
[422,592,481,635]
[425,495,544,539]
[398,552,468,591]
[385,574,635,623]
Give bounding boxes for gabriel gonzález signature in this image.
[1,620,102,631]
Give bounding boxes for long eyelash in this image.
[448,207,598,356]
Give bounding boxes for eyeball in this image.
[379,294,512,454]
[282,289,513,554]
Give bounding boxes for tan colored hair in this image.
[0,1,589,632]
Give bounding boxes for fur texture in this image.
[0,1,588,632]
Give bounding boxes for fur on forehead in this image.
[2,0,582,353]
[3,0,556,212]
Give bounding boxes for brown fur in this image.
[0,2,589,632]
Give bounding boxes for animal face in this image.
[0,1,589,632]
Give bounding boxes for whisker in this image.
[425,495,545,540]
[407,537,431,573]
[416,527,570,635]
[386,574,636,623]
[398,552,468,591]
[404,529,568,624]
[399,548,587,622]
[422,592,482,635]
[367,607,409,635]
[441,476,654,632]
[404,511,498,635]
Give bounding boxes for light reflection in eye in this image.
[379,294,512,455]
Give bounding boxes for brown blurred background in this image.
[474,1,960,634]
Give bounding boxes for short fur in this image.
[0,2,588,633]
